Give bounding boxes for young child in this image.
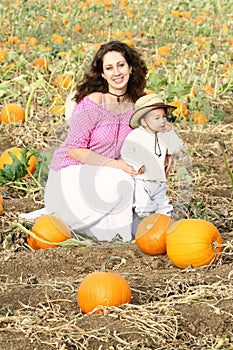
[120,94,183,218]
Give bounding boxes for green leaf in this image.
[0,147,38,186]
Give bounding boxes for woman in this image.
[44,41,148,241]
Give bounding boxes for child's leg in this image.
[133,179,151,217]
[134,180,172,217]
[151,182,173,216]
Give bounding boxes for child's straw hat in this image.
[129,94,177,129]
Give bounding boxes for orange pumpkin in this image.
[28,214,71,250]
[136,213,174,255]
[0,49,9,62]
[50,105,65,115]
[33,58,50,71]
[122,39,135,47]
[54,74,72,89]
[0,147,37,177]
[77,270,131,314]
[50,34,65,43]
[170,101,189,119]
[119,0,128,8]
[192,111,207,125]
[0,104,25,124]
[28,37,39,47]
[166,219,223,268]
[145,89,157,94]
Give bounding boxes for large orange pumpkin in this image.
[77,271,131,314]
[0,104,25,124]
[28,214,71,250]
[0,147,37,177]
[166,219,223,268]
[135,213,174,255]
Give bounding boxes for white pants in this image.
[134,179,173,217]
[44,165,137,242]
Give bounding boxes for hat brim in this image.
[129,103,177,129]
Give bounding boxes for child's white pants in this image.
[133,179,173,217]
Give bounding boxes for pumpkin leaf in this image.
[0,147,36,185]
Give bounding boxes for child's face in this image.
[141,108,167,133]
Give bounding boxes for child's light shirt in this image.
[121,126,183,182]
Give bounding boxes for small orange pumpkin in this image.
[145,89,157,94]
[192,111,207,125]
[28,37,39,47]
[50,34,65,43]
[28,214,71,250]
[122,39,135,47]
[54,74,72,89]
[33,58,50,71]
[166,219,223,268]
[170,101,189,119]
[50,105,65,115]
[0,147,37,177]
[0,104,25,124]
[77,269,131,314]
[135,213,174,255]
[0,49,9,62]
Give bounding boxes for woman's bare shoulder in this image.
[87,92,102,105]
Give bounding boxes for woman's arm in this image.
[68,147,139,176]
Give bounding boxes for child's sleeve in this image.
[121,133,145,172]
[159,129,184,155]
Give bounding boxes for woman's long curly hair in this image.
[74,41,148,104]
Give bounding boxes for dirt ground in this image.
[0,111,233,349]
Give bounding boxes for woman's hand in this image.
[68,148,142,176]
[111,159,141,176]
[165,154,174,178]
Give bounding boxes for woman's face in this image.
[101,51,132,93]
[141,108,167,133]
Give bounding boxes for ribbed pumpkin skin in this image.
[78,272,131,314]
[166,219,223,268]
[28,214,71,250]
[135,213,174,255]
[0,147,37,176]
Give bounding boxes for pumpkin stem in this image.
[101,256,126,272]
[5,223,92,248]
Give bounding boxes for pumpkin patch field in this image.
[1,0,233,349]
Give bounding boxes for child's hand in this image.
[162,122,172,132]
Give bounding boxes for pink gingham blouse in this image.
[49,95,134,171]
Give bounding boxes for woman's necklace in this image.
[108,91,127,104]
